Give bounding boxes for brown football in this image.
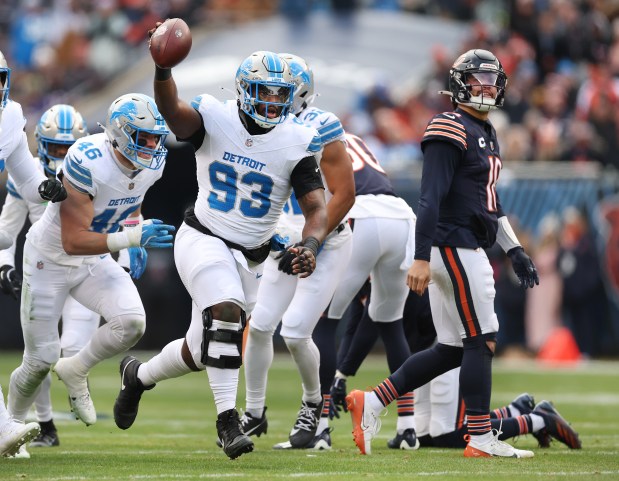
[149,18,192,69]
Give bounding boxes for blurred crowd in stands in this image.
[1,0,618,358]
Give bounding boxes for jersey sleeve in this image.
[62,149,96,197]
[421,112,467,152]
[4,130,48,204]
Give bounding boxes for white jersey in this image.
[0,160,47,266]
[192,95,321,249]
[0,100,48,204]
[276,106,348,247]
[27,133,164,266]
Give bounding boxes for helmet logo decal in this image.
[111,101,137,123]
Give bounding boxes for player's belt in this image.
[183,207,271,264]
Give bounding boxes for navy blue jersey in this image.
[346,133,396,196]
[415,108,504,260]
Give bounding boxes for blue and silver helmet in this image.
[104,93,169,170]
[0,49,11,113]
[36,104,89,176]
[279,53,315,115]
[235,51,295,129]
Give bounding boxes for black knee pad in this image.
[200,306,247,369]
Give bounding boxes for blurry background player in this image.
[0,105,94,456]
[112,49,328,460]
[7,93,174,433]
[241,53,355,450]
[0,47,41,460]
[310,128,419,449]
[346,49,540,458]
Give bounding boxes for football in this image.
[149,18,192,69]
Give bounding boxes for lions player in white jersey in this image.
[0,104,94,455]
[0,48,68,458]
[7,93,175,431]
[112,49,328,460]
[242,53,355,449]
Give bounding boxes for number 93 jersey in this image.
[27,132,164,266]
[192,95,321,249]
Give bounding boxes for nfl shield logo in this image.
[245,138,253,147]
[36,260,44,270]
[128,183,135,190]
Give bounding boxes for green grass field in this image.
[1,351,618,481]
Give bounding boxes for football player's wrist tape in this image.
[496,216,521,253]
[106,216,144,252]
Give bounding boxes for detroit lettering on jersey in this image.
[222,151,266,172]
[420,108,503,250]
[108,196,140,207]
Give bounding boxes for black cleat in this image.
[29,429,59,448]
[113,356,155,430]
[217,409,254,460]
[306,427,333,450]
[387,428,420,450]
[533,400,582,449]
[241,407,268,437]
[289,399,323,448]
[511,393,535,416]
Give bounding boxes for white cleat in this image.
[53,358,97,426]
[7,444,30,459]
[0,420,40,457]
[464,430,534,458]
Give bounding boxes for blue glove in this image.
[128,247,148,279]
[141,219,175,248]
[507,246,539,289]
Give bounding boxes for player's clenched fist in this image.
[277,236,320,278]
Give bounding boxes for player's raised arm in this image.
[148,20,201,139]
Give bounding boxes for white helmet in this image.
[235,51,294,129]
[103,93,169,170]
[36,104,89,176]
[279,53,315,115]
[0,50,11,112]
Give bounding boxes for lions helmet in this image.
[235,51,294,128]
[279,53,316,115]
[444,49,507,112]
[0,49,11,112]
[36,104,89,176]
[104,93,169,170]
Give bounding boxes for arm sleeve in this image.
[0,181,29,266]
[5,131,47,204]
[414,141,461,261]
[290,155,324,199]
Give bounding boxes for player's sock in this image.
[338,308,378,376]
[396,392,415,433]
[460,335,493,436]
[529,413,545,432]
[372,378,400,408]
[490,415,532,439]
[206,320,243,414]
[244,327,274,414]
[317,394,330,433]
[34,373,52,423]
[284,337,321,404]
[138,339,191,385]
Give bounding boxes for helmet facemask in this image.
[104,94,169,170]
[36,104,88,176]
[235,51,295,129]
